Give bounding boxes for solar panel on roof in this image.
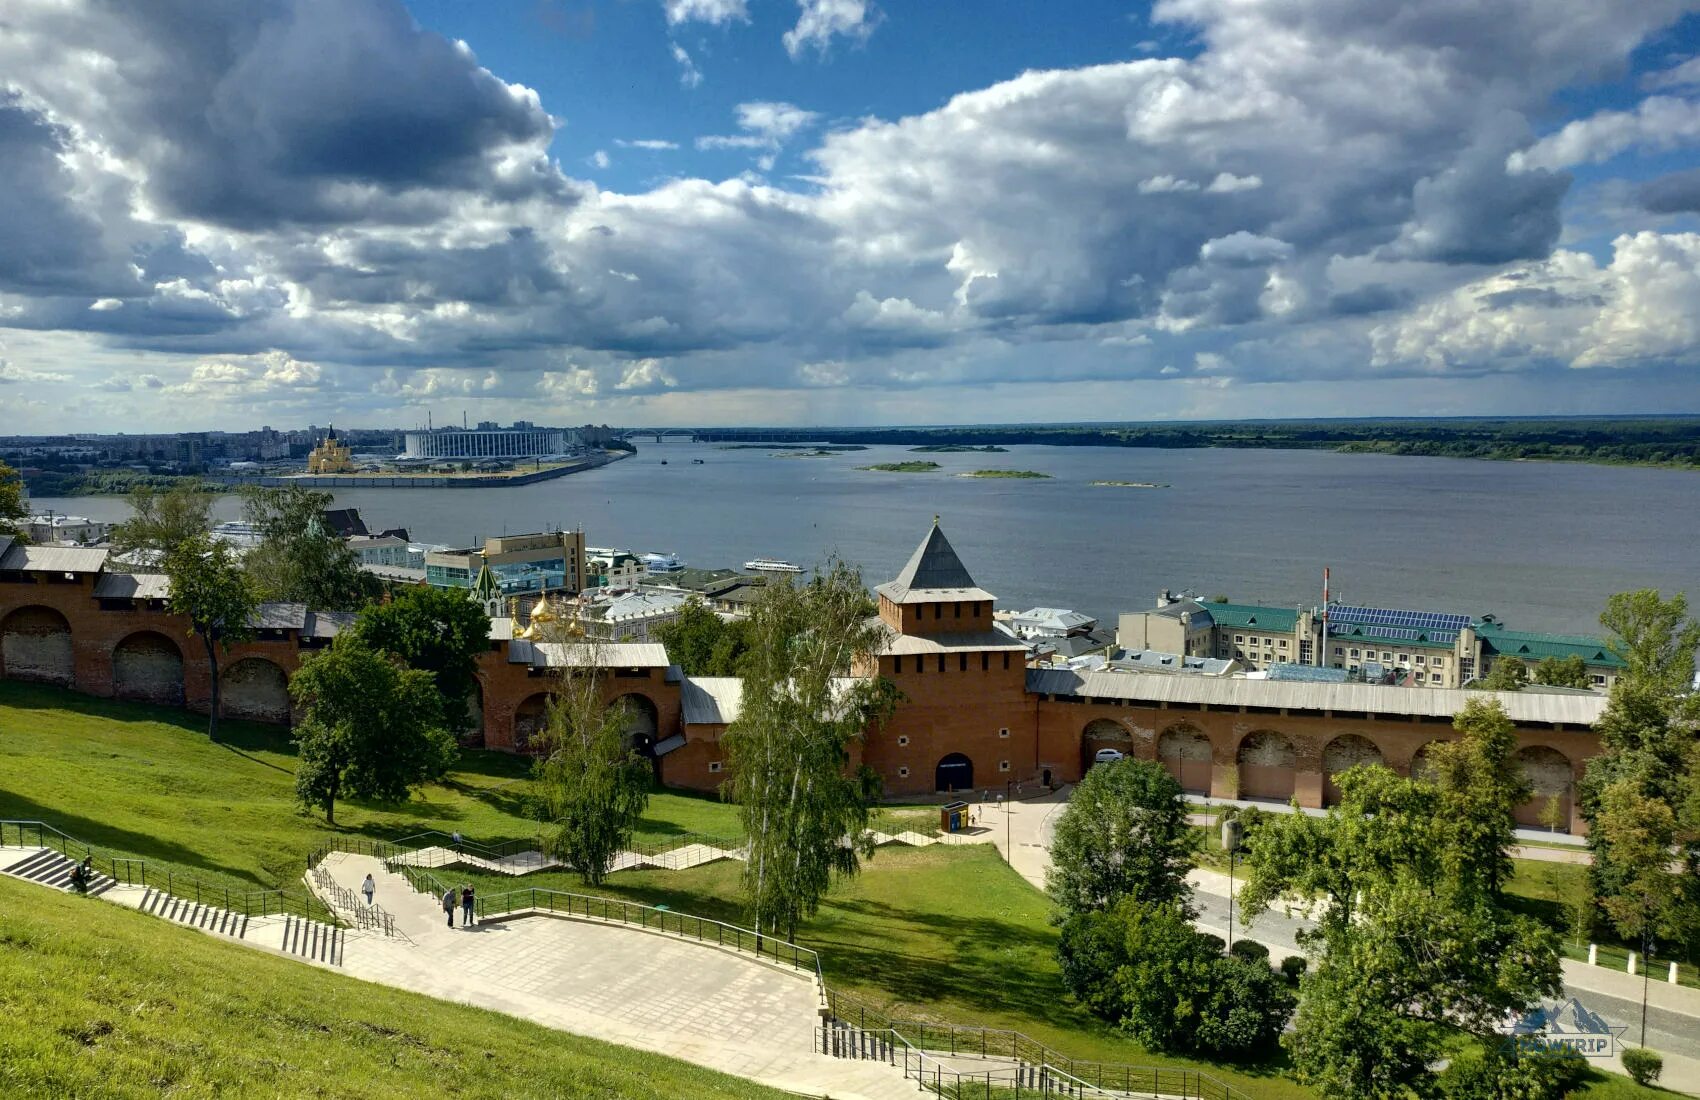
[1329,605,1471,632]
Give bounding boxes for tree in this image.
[1424,699,1530,899]
[0,459,27,542]
[531,647,652,885]
[353,585,491,731]
[109,482,212,559]
[1477,659,1528,692]
[163,535,257,743]
[1057,897,1292,1058]
[1531,654,1590,689]
[1241,751,1561,1100]
[1047,756,1196,919]
[1581,590,1700,965]
[723,561,895,941]
[240,485,374,611]
[654,595,753,676]
[290,635,456,825]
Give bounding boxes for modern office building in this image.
[401,425,572,460]
[424,531,587,598]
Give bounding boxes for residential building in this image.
[586,548,647,589]
[583,590,688,642]
[25,514,109,545]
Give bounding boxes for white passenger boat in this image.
[744,557,803,574]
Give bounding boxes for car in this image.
[1092,748,1126,764]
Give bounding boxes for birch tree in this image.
[724,560,893,941]
[533,642,652,885]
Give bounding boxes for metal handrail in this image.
[307,862,396,936]
[1,819,340,926]
[475,886,824,987]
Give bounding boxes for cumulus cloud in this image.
[1510,96,1700,171]
[1,0,1698,428]
[0,358,72,385]
[1371,232,1700,371]
[784,0,882,59]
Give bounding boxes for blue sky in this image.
[2,0,1700,432]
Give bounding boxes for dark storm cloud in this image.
[1637,167,1700,214]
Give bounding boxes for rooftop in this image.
[1204,602,1300,634]
[0,543,111,574]
[1476,623,1625,667]
[875,522,995,605]
[1026,667,1605,726]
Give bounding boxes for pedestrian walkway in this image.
[312,851,921,1099]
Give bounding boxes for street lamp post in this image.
[1641,929,1652,1047]
[1222,817,1243,952]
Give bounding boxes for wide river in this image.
[31,443,1700,635]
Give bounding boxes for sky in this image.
[2,0,1700,433]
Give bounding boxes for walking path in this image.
[313,851,921,1099]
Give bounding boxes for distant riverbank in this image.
[696,416,1700,471]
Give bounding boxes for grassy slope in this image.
[0,682,1665,1100]
[0,680,740,896]
[0,876,788,1100]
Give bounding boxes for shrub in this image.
[1440,1043,1586,1100]
[1228,939,1269,965]
[1280,955,1307,983]
[1197,932,1226,955]
[1192,955,1296,1059]
[1621,1048,1662,1087]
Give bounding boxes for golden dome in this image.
[529,592,557,623]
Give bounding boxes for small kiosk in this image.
[940,801,971,833]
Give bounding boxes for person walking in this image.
[441,886,456,927]
[361,873,375,907]
[451,831,463,854]
[461,884,475,928]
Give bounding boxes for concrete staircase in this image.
[2,848,116,897]
[140,886,251,939]
[281,913,343,966]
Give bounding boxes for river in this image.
[29,443,1700,635]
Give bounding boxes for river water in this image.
[31,443,1700,635]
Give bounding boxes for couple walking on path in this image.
[442,884,476,928]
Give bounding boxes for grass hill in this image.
[0,875,787,1099]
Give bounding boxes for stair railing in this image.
[2,819,339,927]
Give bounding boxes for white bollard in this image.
[1627,952,1637,976]
[1671,962,1681,985]
[1588,943,1598,965]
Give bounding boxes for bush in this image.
[1440,1043,1586,1100]
[1197,932,1226,955]
[1621,1048,1662,1087]
[1280,955,1307,983]
[1192,955,1296,1059]
[1228,939,1270,965]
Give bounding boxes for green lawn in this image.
[0,875,787,1099]
[0,681,740,897]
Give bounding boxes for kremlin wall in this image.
[0,525,1603,832]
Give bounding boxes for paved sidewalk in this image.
[318,852,919,1100]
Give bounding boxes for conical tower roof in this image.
[875,519,996,604]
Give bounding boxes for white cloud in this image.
[0,358,72,385]
[589,150,610,170]
[784,0,881,59]
[1510,96,1700,171]
[1138,175,1200,194]
[615,358,679,390]
[1642,56,1700,91]
[88,298,124,311]
[1206,172,1262,193]
[663,0,748,26]
[616,139,681,151]
[1371,232,1700,371]
[671,43,703,89]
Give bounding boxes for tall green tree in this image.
[1476,658,1528,692]
[1047,756,1196,918]
[109,482,212,560]
[1424,699,1530,899]
[1242,740,1560,1100]
[532,650,652,886]
[353,585,491,731]
[723,561,894,941]
[1582,590,1700,963]
[654,596,753,676]
[0,459,27,543]
[1531,654,1591,689]
[240,485,374,611]
[163,534,257,743]
[290,635,456,825]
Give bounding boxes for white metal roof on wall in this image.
[0,544,110,574]
[681,677,743,725]
[91,573,171,600]
[526,642,671,668]
[1027,668,1606,726]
